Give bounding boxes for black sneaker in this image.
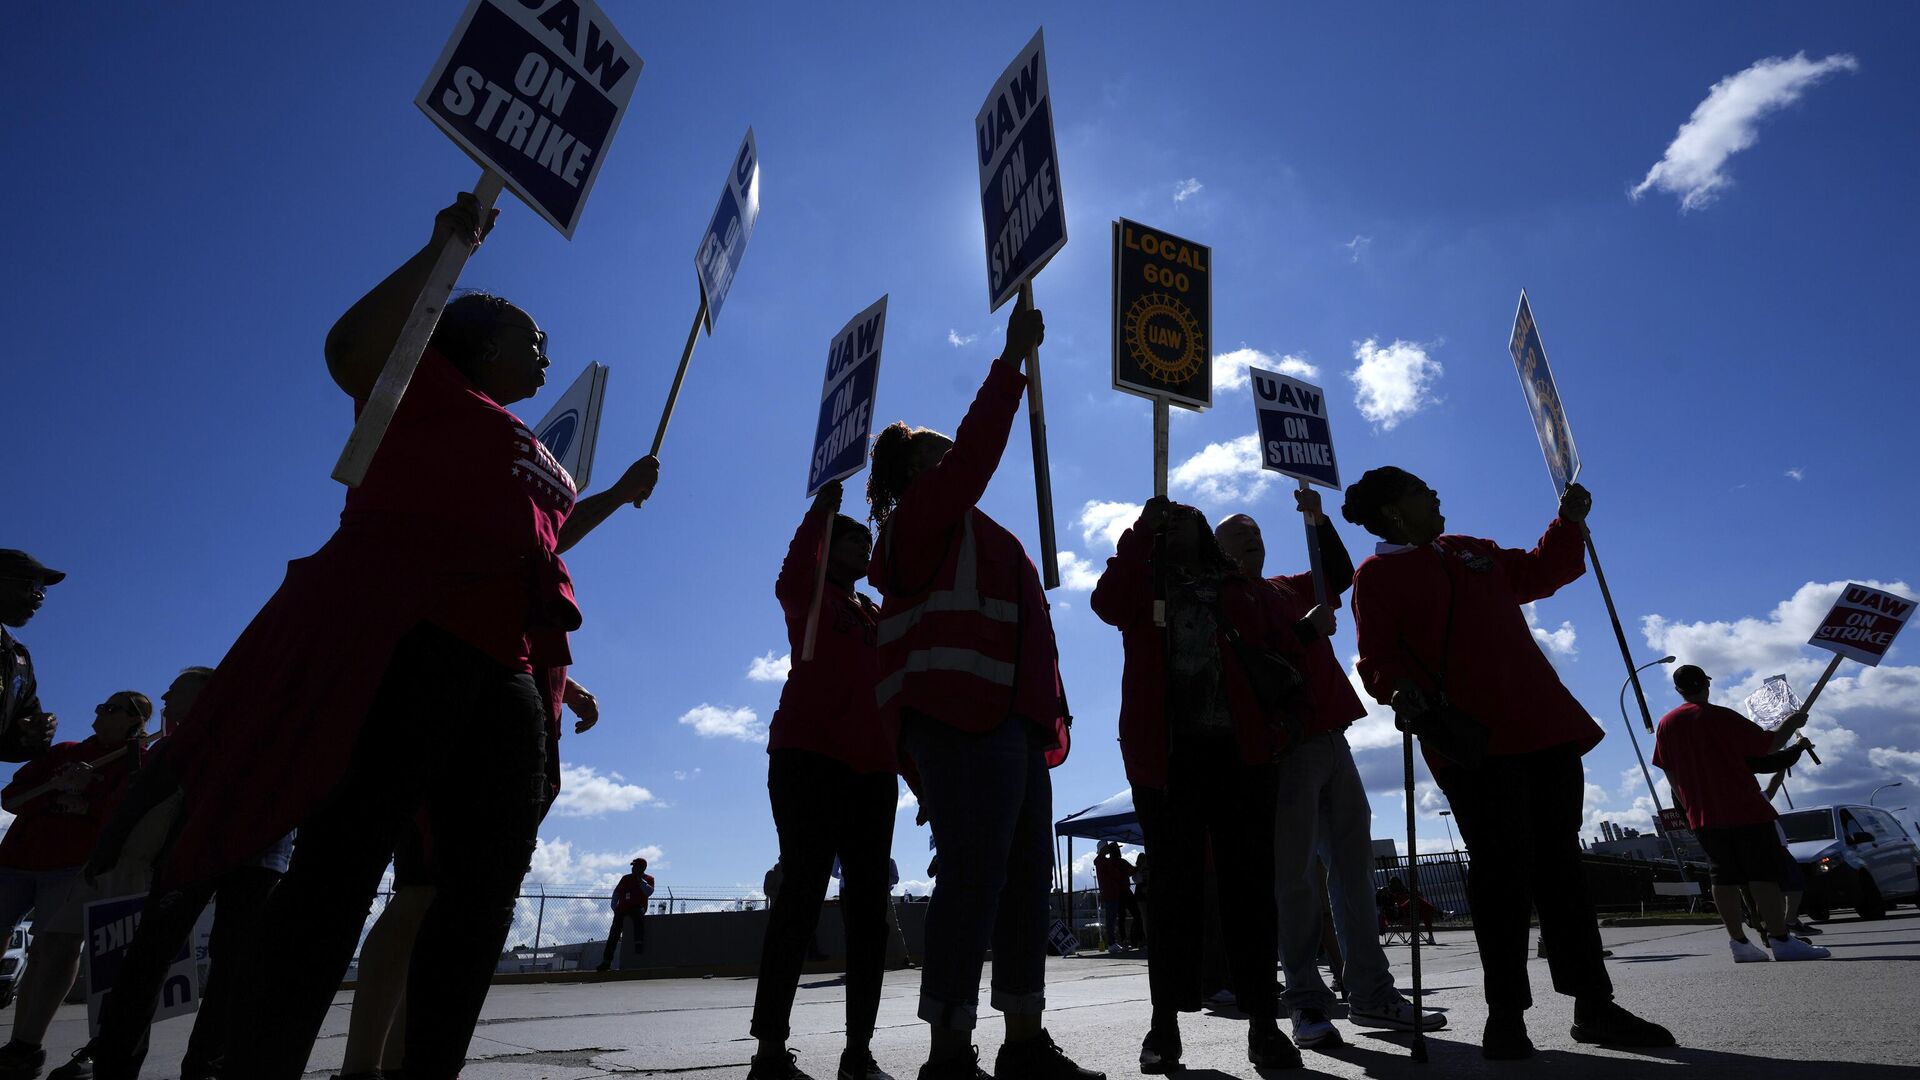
[917,1048,991,1080]
[1139,1026,1181,1074]
[0,1043,47,1080]
[748,1049,817,1079]
[993,1032,1104,1079]
[1247,1024,1302,1070]
[1570,1000,1675,1048]
[1482,1012,1534,1060]
[839,1048,896,1080]
[1290,1007,1342,1050]
[45,1050,93,1080]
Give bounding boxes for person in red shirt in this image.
[1215,491,1444,1048]
[598,858,656,971]
[158,193,662,1080]
[0,689,149,1077]
[1092,842,1135,955]
[1092,498,1309,1072]
[1342,467,1672,1059]
[748,480,897,1080]
[1652,665,1827,962]
[864,302,1099,1080]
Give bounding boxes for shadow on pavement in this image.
[1611,953,1703,963]
[1318,1032,1920,1078]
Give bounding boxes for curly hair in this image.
[1340,465,1421,539]
[866,422,945,526]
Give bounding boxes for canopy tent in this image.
[1055,789,1141,844]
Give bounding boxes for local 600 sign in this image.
[976,29,1067,312]
[418,0,642,238]
[1112,218,1211,410]
[809,297,888,496]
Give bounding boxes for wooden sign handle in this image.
[333,168,505,487]
[1019,280,1060,589]
[800,511,834,662]
[650,296,709,458]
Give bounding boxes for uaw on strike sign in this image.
[696,128,761,331]
[1809,583,1916,667]
[1112,218,1211,410]
[809,297,889,496]
[977,29,1067,312]
[1510,290,1581,497]
[418,0,642,238]
[1251,368,1340,490]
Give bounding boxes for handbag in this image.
[1220,614,1307,756]
[1395,550,1492,769]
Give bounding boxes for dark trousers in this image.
[1433,744,1613,1012]
[600,910,646,966]
[89,866,280,1080]
[1133,733,1280,1019]
[750,749,898,1044]
[225,623,549,1080]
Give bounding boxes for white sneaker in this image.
[1729,938,1772,963]
[1350,996,1448,1031]
[1769,935,1831,961]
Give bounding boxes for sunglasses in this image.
[95,701,142,717]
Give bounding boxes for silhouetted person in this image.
[598,858,654,971]
[0,549,63,761]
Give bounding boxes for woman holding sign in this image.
[1341,468,1673,1060]
[159,192,663,1080]
[865,303,1101,1080]
[747,479,898,1080]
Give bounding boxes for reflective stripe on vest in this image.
[873,646,1018,708]
[875,516,1019,647]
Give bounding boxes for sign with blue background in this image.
[1251,368,1340,490]
[1508,290,1582,497]
[976,29,1067,312]
[416,0,642,238]
[532,362,608,490]
[809,296,888,496]
[85,894,202,1037]
[695,128,761,332]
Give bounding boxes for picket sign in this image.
[532,362,610,490]
[977,31,1066,588]
[85,894,211,1037]
[801,297,889,661]
[335,0,643,485]
[1250,367,1339,606]
[1763,584,1918,800]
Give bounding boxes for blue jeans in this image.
[901,712,1052,1030]
[1273,731,1398,1011]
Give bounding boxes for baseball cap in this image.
[0,550,64,586]
[1673,664,1711,693]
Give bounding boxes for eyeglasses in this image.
[95,701,141,717]
[495,323,548,360]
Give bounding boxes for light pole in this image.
[1619,656,1690,879]
[1870,781,1905,806]
[1438,809,1457,854]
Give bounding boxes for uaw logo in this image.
[538,409,581,461]
[1124,291,1203,386]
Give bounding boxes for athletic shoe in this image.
[839,1049,896,1080]
[1205,988,1237,1007]
[1138,1027,1181,1074]
[1569,1000,1676,1048]
[1481,1013,1534,1060]
[1769,935,1831,961]
[1289,1007,1342,1049]
[1247,1024,1302,1070]
[1729,938,1772,963]
[748,1049,817,1079]
[45,1050,94,1080]
[917,1049,990,1080]
[1350,996,1447,1032]
[0,1042,47,1080]
[994,1032,1104,1079]
[1793,920,1823,936]
[1107,944,1122,956]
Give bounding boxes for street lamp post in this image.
[1438,809,1457,854]
[1870,781,1905,807]
[1619,656,1690,881]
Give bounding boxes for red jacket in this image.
[868,360,1067,764]
[0,736,139,871]
[1352,517,1601,770]
[769,505,891,775]
[1257,571,1367,739]
[1091,512,1307,790]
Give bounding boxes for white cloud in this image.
[549,763,655,817]
[1786,467,1805,482]
[1078,500,1142,551]
[947,329,978,348]
[1173,177,1203,203]
[1212,346,1320,395]
[897,787,919,813]
[1630,52,1859,211]
[1344,235,1372,263]
[747,651,791,683]
[1056,551,1101,592]
[1524,602,1579,657]
[677,703,767,744]
[1169,434,1274,505]
[1347,338,1443,430]
[527,838,664,888]
[672,768,701,781]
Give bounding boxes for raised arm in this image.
[556,456,660,554]
[323,194,497,400]
[1091,499,1168,630]
[1488,484,1593,604]
[777,482,841,612]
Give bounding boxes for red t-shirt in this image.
[1261,573,1367,738]
[768,507,892,774]
[1652,702,1777,830]
[347,347,578,671]
[0,737,138,871]
[1094,853,1135,900]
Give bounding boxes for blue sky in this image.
[6,2,1918,897]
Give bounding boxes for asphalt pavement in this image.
[10,910,1918,1078]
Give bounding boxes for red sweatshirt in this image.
[1258,572,1367,739]
[1351,517,1601,770]
[768,506,892,774]
[0,736,139,871]
[1091,511,1308,790]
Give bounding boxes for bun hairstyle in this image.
[867,422,944,526]
[1340,466,1421,539]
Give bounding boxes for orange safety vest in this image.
[874,511,1023,712]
